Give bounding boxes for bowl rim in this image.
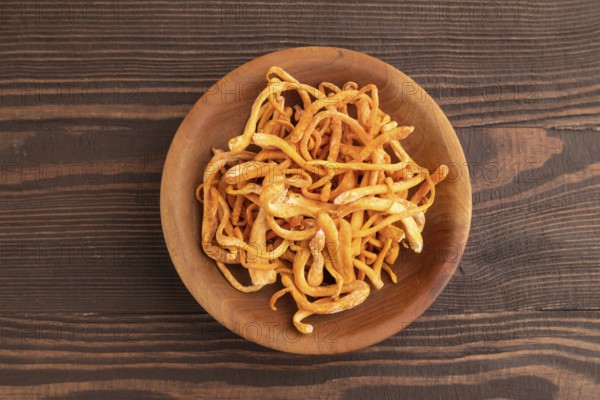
[160,46,472,354]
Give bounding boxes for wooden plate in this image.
[160,47,472,354]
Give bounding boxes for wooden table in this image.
[1,1,598,398]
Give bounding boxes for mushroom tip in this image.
[332,195,345,205]
[412,241,423,253]
[228,137,239,150]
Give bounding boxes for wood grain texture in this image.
[0,312,598,399]
[1,126,597,314]
[0,0,598,396]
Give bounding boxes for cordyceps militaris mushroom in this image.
[196,66,447,334]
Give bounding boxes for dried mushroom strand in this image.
[197,66,448,334]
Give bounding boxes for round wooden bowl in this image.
[160,47,472,354]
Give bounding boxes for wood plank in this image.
[0,126,598,313]
[0,0,598,129]
[0,311,598,399]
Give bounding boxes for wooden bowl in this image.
[160,47,472,354]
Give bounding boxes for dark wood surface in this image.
[0,0,598,398]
